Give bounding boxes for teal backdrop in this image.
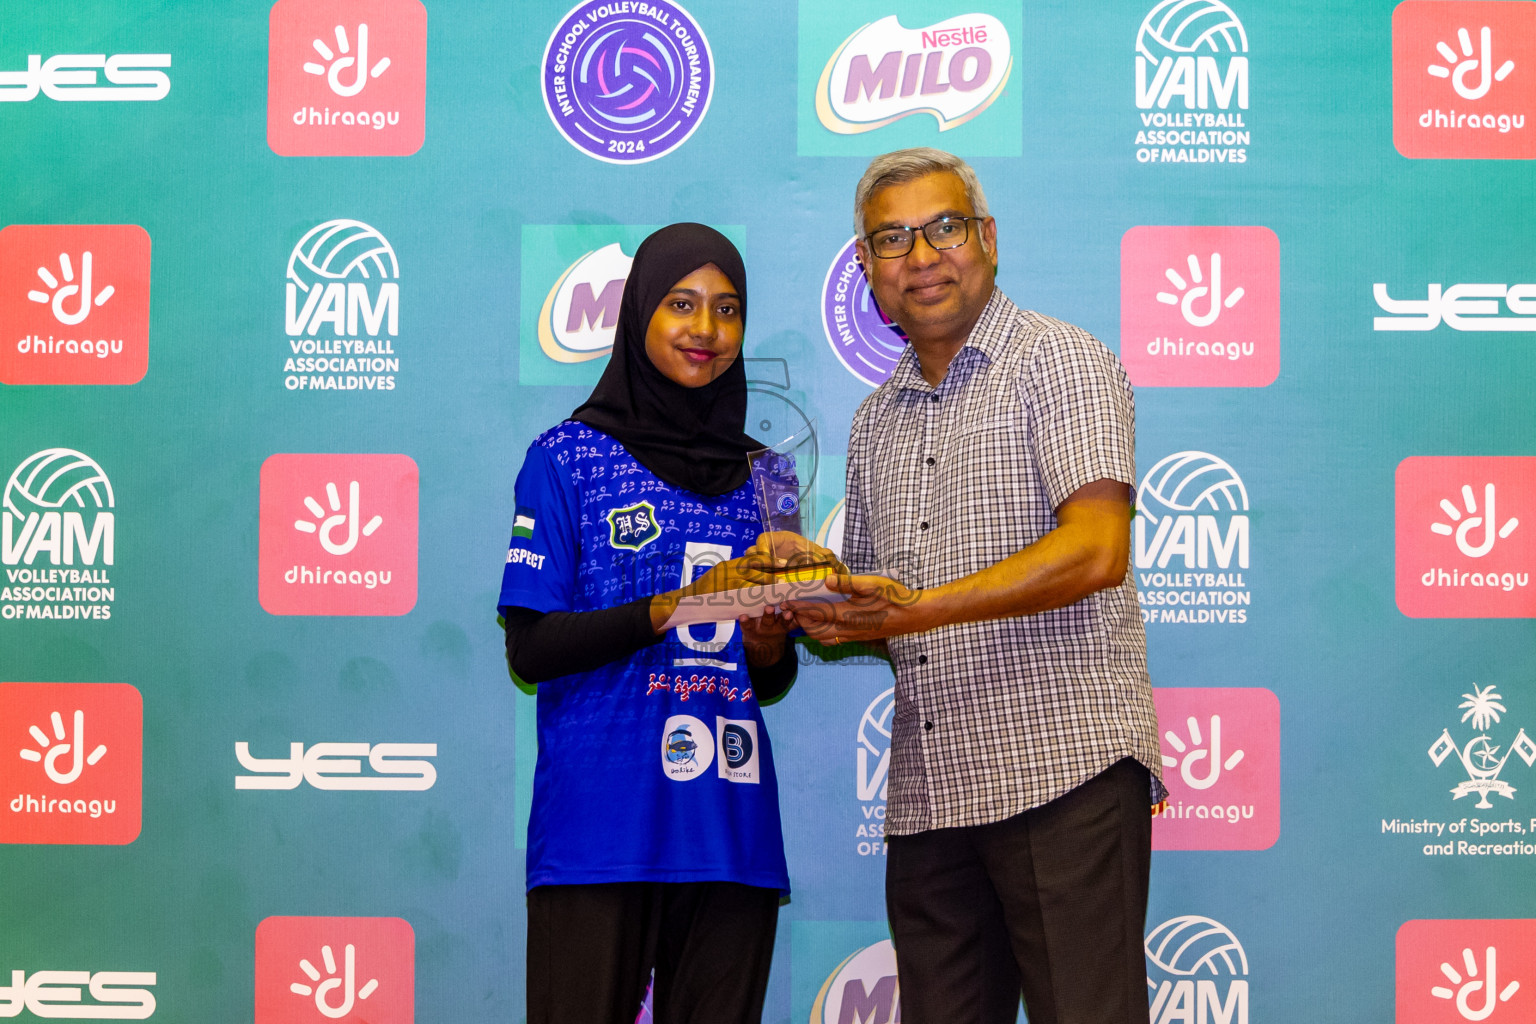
[3,1,1535,1022]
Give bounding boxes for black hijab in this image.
[571,223,757,496]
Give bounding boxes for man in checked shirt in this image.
[783,148,1165,1024]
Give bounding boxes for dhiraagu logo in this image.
[518,224,745,386]
[798,1,1022,156]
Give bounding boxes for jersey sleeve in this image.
[498,441,579,616]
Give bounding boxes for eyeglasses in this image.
[863,215,987,259]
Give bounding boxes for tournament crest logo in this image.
[821,237,909,387]
[1430,683,1536,809]
[541,0,714,164]
[608,500,661,551]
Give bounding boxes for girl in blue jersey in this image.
[498,224,795,1024]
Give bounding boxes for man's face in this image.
[856,170,998,346]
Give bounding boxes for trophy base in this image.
[766,562,835,584]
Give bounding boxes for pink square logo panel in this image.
[0,682,142,845]
[258,453,419,616]
[1396,457,1536,618]
[1397,919,1536,1023]
[0,225,151,386]
[267,0,428,157]
[1151,687,1280,851]
[1393,1,1536,159]
[1120,225,1280,388]
[256,916,415,1024]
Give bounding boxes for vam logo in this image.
[1133,0,1251,164]
[0,682,142,845]
[1146,915,1249,1024]
[1396,457,1536,618]
[0,970,157,1018]
[1393,1,1536,160]
[1134,451,1251,625]
[284,219,401,392]
[853,687,894,856]
[0,52,169,102]
[0,225,151,386]
[267,0,428,157]
[1120,225,1279,387]
[539,242,633,364]
[236,741,437,790]
[258,453,419,616]
[1,449,116,622]
[542,0,713,163]
[1397,919,1535,1022]
[256,916,414,1024]
[1153,688,1279,850]
[815,14,1011,135]
[1373,280,1536,331]
[1428,684,1536,810]
[809,939,899,1024]
[821,238,908,387]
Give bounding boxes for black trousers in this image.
[526,880,780,1024]
[885,758,1153,1024]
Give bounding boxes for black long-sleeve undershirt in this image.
[502,600,797,702]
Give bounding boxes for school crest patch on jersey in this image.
[607,500,662,551]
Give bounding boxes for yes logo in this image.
[236,741,437,791]
[0,682,142,845]
[0,225,151,385]
[1152,688,1279,850]
[1396,457,1536,618]
[1393,1,1536,160]
[0,970,157,1019]
[258,453,418,616]
[1397,920,1535,1022]
[267,0,428,157]
[256,916,414,1023]
[1120,226,1279,387]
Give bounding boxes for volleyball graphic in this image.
[1145,915,1249,977]
[1137,451,1249,525]
[1136,0,1249,59]
[3,448,114,516]
[857,688,895,759]
[286,219,399,289]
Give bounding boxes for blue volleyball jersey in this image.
[498,422,789,892]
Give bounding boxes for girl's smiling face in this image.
[643,263,744,388]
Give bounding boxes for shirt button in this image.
[929,394,939,402]
[918,654,928,664]
[924,720,934,731]
[925,456,935,466]
[919,521,929,530]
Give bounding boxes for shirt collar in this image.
[887,288,1011,393]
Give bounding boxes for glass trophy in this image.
[746,420,834,582]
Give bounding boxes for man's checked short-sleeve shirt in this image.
[842,289,1163,835]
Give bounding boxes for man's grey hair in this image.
[853,148,990,238]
